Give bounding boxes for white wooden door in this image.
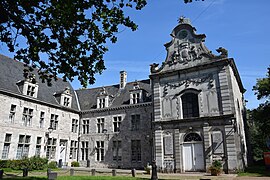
[183,143,204,171]
[183,144,193,171]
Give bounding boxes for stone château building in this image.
[0,18,247,173]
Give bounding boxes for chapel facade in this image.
[150,18,247,172]
[0,18,247,173]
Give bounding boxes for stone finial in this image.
[178,16,191,24]
[133,80,140,90]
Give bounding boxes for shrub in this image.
[0,160,8,168]
[48,161,58,169]
[5,156,48,170]
[208,160,222,176]
[71,161,80,167]
[29,156,48,170]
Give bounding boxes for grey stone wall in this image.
[79,103,153,169]
[0,93,79,165]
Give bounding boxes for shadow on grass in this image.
[238,165,270,177]
[3,177,47,180]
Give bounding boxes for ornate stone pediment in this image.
[150,18,228,74]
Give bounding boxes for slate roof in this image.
[0,54,79,110]
[76,79,152,111]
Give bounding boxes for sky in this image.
[0,0,269,110]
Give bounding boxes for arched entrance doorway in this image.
[183,132,204,171]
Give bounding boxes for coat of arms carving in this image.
[168,41,202,65]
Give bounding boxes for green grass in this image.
[238,165,270,177]
[1,176,148,180]
[58,176,148,180]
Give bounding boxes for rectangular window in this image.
[113,141,122,161]
[81,141,89,161]
[132,93,140,104]
[99,98,105,108]
[16,135,31,159]
[35,137,42,157]
[27,85,35,97]
[39,111,45,128]
[46,138,57,159]
[182,93,199,118]
[96,141,104,161]
[50,114,58,130]
[2,134,12,159]
[113,116,122,132]
[131,140,141,162]
[82,120,89,134]
[131,114,140,131]
[97,118,105,133]
[69,140,78,159]
[63,97,70,106]
[22,107,33,127]
[71,119,79,133]
[9,104,16,123]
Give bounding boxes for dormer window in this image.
[63,97,70,107]
[54,87,72,108]
[98,98,105,108]
[27,85,35,96]
[130,81,144,104]
[17,73,38,98]
[132,93,140,104]
[97,87,109,109]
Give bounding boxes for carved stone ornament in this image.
[163,74,213,97]
[167,41,203,66]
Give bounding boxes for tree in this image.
[248,66,270,161]
[0,0,146,87]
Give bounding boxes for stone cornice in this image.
[81,102,152,114]
[153,114,235,125]
[0,88,80,114]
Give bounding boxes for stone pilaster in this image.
[154,130,163,169]
[174,129,181,172]
[203,123,211,169]
[225,124,237,171]
[218,68,232,115]
[153,80,161,122]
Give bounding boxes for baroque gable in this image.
[150,18,228,74]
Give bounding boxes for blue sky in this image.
[92,0,269,110]
[0,0,269,109]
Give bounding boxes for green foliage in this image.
[238,165,270,177]
[212,160,222,168]
[0,160,8,168]
[28,156,49,170]
[208,160,222,176]
[0,0,147,87]
[47,161,58,169]
[71,161,80,167]
[0,156,48,170]
[248,66,270,161]
[253,66,270,100]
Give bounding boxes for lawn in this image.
[58,176,148,180]
[237,165,270,177]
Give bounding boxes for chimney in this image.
[120,71,127,89]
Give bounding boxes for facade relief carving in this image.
[163,74,214,97]
[162,97,179,119]
[168,41,203,66]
